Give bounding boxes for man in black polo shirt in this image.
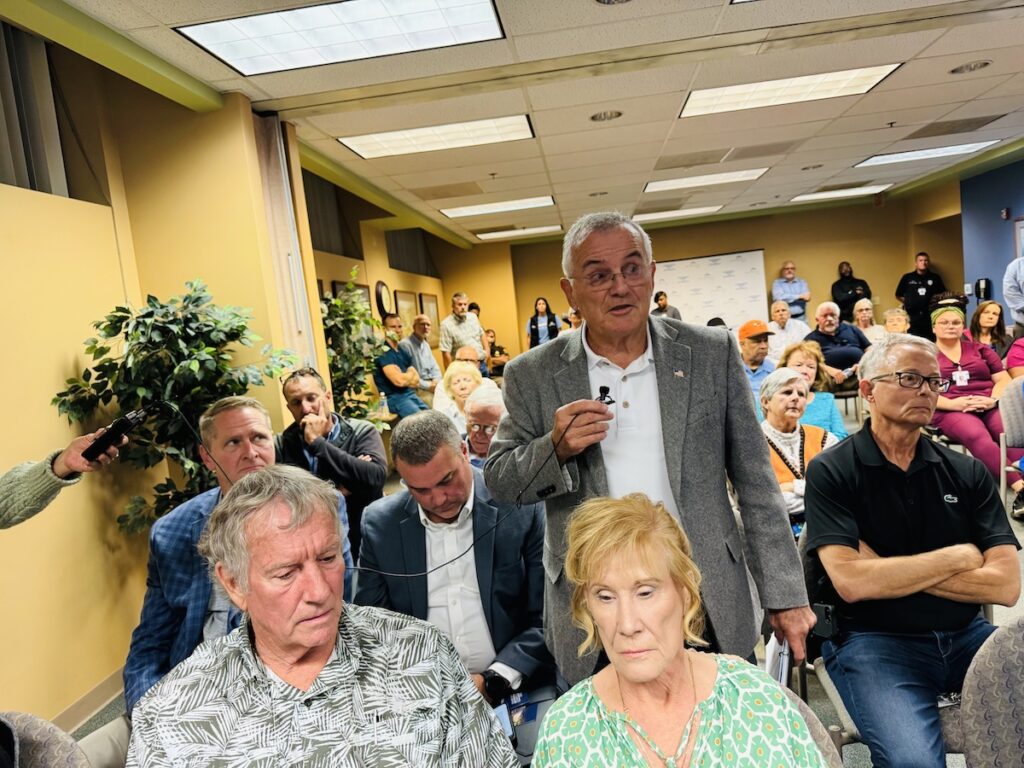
[805,333,1020,768]
[896,251,946,339]
[804,300,871,391]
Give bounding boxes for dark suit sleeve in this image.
[722,332,809,611]
[309,421,388,496]
[336,495,354,601]
[353,500,392,608]
[123,530,183,715]
[493,502,552,679]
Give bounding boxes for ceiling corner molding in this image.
[298,142,473,250]
[0,0,222,112]
[889,136,1024,198]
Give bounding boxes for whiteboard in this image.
[654,250,767,328]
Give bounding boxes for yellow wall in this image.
[103,78,290,427]
[0,50,305,722]
[431,240,522,357]
[0,185,152,718]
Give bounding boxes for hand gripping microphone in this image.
[81,407,150,462]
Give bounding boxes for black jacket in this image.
[276,415,387,558]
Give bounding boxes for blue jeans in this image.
[386,390,428,417]
[822,614,995,768]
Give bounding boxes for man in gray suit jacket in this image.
[357,411,553,702]
[485,212,815,686]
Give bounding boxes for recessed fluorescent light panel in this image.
[441,196,554,218]
[792,184,892,202]
[476,225,561,241]
[645,168,768,193]
[632,206,723,223]
[340,115,532,159]
[178,0,503,76]
[855,140,1000,167]
[681,64,899,118]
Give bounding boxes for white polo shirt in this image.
[581,325,680,522]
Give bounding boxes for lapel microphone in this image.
[596,386,616,405]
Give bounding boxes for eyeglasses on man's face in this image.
[572,261,649,291]
[869,371,950,393]
[467,423,497,435]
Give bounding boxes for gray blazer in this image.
[355,468,554,682]
[485,317,807,684]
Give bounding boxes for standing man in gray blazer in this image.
[485,211,815,686]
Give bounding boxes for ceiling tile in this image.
[539,121,672,156]
[531,92,684,138]
[525,63,699,111]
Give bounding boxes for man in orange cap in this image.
[738,319,776,395]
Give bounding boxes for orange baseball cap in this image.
[738,319,774,340]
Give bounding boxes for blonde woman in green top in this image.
[533,494,827,768]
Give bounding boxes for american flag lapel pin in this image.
[673,369,685,378]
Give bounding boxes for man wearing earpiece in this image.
[356,411,554,704]
[82,397,354,768]
[486,211,814,687]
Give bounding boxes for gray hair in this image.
[451,291,468,305]
[858,333,937,382]
[391,410,463,466]
[758,367,809,407]
[853,298,874,315]
[199,396,271,444]
[197,465,342,591]
[561,212,653,278]
[882,307,910,322]
[770,299,789,312]
[465,385,506,417]
[815,301,840,317]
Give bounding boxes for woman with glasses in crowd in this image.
[931,301,1024,517]
[852,298,886,345]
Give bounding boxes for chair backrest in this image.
[960,615,1024,767]
[781,687,844,768]
[0,712,88,768]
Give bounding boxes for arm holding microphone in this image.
[0,428,124,529]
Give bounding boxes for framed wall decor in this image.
[419,293,440,348]
[395,289,418,337]
[1016,217,1024,263]
[317,279,325,299]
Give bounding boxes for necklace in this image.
[617,649,700,768]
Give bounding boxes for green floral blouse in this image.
[534,655,826,768]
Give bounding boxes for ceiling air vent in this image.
[904,115,1005,140]
[410,182,484,200]
[633,198,691,215]
[727,141,798,161]
[815,181,874,193]
[654,149,730,170]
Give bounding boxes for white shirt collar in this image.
[581,320,655,372]
[417,479,475,530]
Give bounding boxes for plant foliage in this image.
[321,270,388,420]
[53,281,295,533]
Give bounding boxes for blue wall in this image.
[961,158,1024,313]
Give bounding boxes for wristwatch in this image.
[481,669,512,702]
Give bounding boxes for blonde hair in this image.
[442,360,482,402]
[779,340,830,392]
[565,494,706,657]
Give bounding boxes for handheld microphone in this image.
[81,407,149,461]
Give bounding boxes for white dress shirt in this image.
[419,484,521,688]
[581,325,680,523]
